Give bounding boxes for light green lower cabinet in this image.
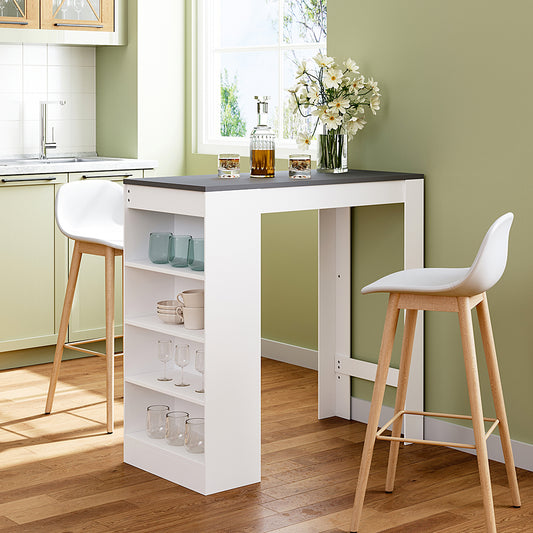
[0,168,147,366]
[0,174,68,353]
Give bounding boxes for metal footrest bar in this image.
[375,409,500,449]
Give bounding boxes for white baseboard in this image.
[351,396,533,472]
[261,339,318,371]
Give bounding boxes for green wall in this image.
[329,0,533,443]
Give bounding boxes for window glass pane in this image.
[280,48,323,140]
[218,0,279,48]
[219,50,279,138]
[283,0,327,44]
[0,0,26,18]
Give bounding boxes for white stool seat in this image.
[362,212,513,298]
[55,179,124,249]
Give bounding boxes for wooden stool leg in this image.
[477,295,521,507]
[350,293,401,533]
[385,308,418,492]
[45,241,83,414]
[105,246,115,434]
[458,297,497,533]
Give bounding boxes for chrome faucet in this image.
[40,100,66,159]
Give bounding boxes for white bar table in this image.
[122,169,424,495]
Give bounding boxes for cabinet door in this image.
[0,176,67,352]
[66,170,143,343]
[0,0,39,29]
[40,0,113,32]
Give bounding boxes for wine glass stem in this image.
[180,365,184,386]
[163,361,167,380]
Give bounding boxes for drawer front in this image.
[0,173,68,187]
[69,169,144,182]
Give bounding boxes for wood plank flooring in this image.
[1,356,532,532]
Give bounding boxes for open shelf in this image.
[126,431,205,464]
[125,371,205,406]
[125,315,205,343]
[125,259,205,281]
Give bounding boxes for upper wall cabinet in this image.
[41,0,113,32]
[0,0,40,29]
[0,0,124,45]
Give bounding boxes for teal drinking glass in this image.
[188,238,204,271]
[149,232,172,264]
[169,235,192,268]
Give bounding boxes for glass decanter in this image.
[250,96,275,178]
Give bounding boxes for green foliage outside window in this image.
[220,69,247,137]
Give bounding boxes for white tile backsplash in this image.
[0,43,96,158]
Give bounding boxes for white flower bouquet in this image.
[288,53,381,172]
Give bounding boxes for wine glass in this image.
[174,344,190,387]
[73,0,84,20]
[157,340,173,382]
[195,349,205,393]
[0,0,9,17]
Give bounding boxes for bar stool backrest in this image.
[453,212,514,296]
[55,180,124,246]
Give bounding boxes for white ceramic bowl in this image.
[157,299,181,310]
[157,311,182,325]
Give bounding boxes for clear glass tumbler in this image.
[149,232,172,264]
[146,404,170,439]
[218,153,240,178]
[165,411,189,446]
[289,154,312,179]
[188,238,204,271]
[169,234,192,268]
[185,417,205,454]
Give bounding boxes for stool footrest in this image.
[64,335,124,358]
[376,409,499,448]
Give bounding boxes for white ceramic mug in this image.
[178,306,204,330]
[177,289,204,308]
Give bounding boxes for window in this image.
[196,0,327,157]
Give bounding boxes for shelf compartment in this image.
[124,431,206,494]
[125,260,205,281]
[125,316,205,343]
[125,371,205,406]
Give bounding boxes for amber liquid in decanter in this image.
[250,149,275,178]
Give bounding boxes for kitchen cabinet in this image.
[0,0,39,29]
[0,160,154,361]
[0,0,124,45]
[40,0,113,32]
[0,173,68,352]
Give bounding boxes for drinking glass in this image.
[195,349,205,393]
[289,154,312,179]
[218,153,240,178]
[0,0,8,16]
[169,234,191,268]
[157,340,173,382]
[149,232,172,264]
[146,404,169,439]
[165,411,189,446]
[174,344,190,387]
[184,418,205,454]
[187,238,204,271]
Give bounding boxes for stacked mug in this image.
[177,289,204,330]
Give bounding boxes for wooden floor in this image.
[1,357,532,532]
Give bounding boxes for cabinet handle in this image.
[54,23,104,28]
[81,174,133,179]
[1,177,57,183]
[0,20,29,25]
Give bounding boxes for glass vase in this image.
[317,131,348,173]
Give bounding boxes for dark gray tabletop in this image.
[124,169,424,192]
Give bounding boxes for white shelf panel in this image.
[125,315,205,343]
[125,260,205,281]
[125,372,205,406]
[124,432,206,494]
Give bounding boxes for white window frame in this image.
[194,0,325,159]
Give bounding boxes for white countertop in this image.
[0,157,157,176]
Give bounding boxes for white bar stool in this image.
[45,180,124,434]
[350,213,520,533]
